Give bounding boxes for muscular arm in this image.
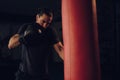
[53,42,64,60]
[8,34,20,49]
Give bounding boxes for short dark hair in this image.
[36,8,53,17]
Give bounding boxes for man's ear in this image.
[36,15,39,19]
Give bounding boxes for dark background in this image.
[0,0,119,80]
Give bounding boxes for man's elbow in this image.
[8,38,14,49]
[8,44,14,49]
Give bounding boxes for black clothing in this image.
[16,23,59,80]
[15,70,49,80]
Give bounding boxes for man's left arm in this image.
[53,42,64,60]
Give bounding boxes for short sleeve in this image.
[18,23,40,45]
[17,24,28,35]
[46,27,59,45]
[17,24,29,44]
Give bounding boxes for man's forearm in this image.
[8,34,20,49]
[54,42,64,60]
[58,49,64,60]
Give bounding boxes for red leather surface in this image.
[62,0,101,80]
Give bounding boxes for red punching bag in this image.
[62,0,101,80]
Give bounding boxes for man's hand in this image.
[8,34,20,49]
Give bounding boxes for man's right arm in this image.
[8,28,37,49]
[8,34,20,49]
[8,24,29,49]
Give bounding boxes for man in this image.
[8,8,64,80]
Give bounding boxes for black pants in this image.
[15,70,49,80]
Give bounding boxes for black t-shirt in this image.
[17,23,59,77]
